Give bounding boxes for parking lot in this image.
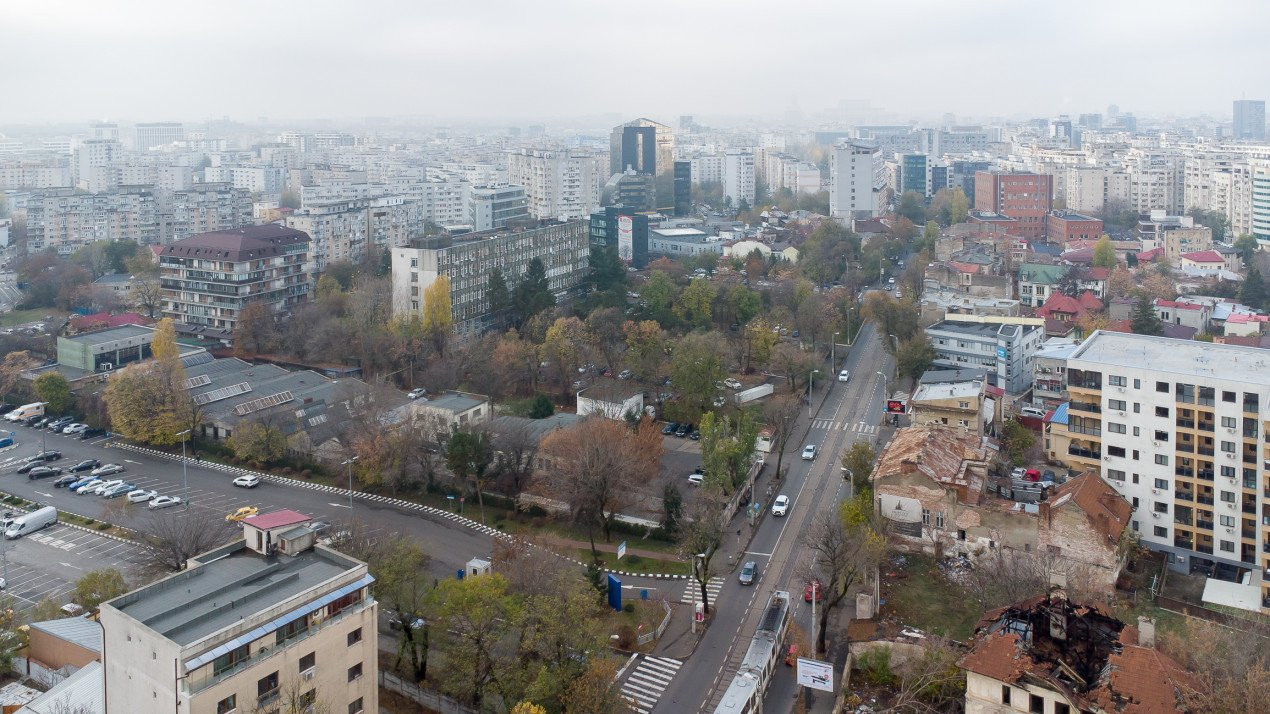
[0,521,149,612]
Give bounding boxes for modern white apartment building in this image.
[1210,165,1254,237]
[23,186,159,254]
[1254,161,1270,244]
[506,148,604,221]
[0,160,72,190]
[73,139,122,192]
[829,140,879,219]
[687,154,724,186]
[285,200,371,273]
[203,165,286,194]
[393,179,468,227]
[926,319,1044,395]
[722,150,756,207]
[100,510,377,714]
[1064,332,1270,611]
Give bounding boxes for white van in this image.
[5,402,44,422]
[4,506,57,539]
[1019,406,1047,419]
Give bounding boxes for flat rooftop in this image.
[651,228,709,242]
[1070,331,1270,387]
[62,324,153,347]
[912,382,982,402]
[108,542,357,646]
[423,391,486,413]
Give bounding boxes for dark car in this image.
[69,459,100,473]
[26,450,62,462]
[661,421,680,435]
[28,466,63,479]
[16,461,41,474]
[31,416,51,428]
[80,427,105,440]
[46,417,74,431]
[689,428,700,441]
[0,403,12,415]
[21,414,43,427]
[53,474,79,488]
[739,560,758,586]
[675,423,691,438]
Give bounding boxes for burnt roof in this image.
[161,224,309,262]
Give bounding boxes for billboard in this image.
[796,658,834,692]
[886,399,907,414]
[618,215,634,262]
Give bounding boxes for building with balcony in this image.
[1066,331,1270,612]
[100,510,377,714]
[22,186,159,254]
[506,148,604,221]
[160,183,253,244]
[159,225,312,342]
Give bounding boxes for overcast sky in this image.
[2,0,1267,127]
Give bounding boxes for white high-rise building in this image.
[134,122,185,150]
[722,151,756,208]
[506,148,604,221]
[73,139,122,192]
[687,154,724,186]
[1253,162,1270,244]
[829,140,878,219]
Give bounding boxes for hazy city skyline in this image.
[3,0,1267,126]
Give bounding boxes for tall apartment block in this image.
[160,225,311,341]
[391,220,588,333]
[1061,332,1270,612]
[161,183,253,244]
[973,171,1053,239]
[100,510,377,713]
[506,148,604,221]
[722,151,756,208]
[24,185,158,254]
[1233,99,1266,141]
[829,140,878,220]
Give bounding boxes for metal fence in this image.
[637,598,674,646]
[379,671,476,714]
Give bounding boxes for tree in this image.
[739,318,780,373]
[0,351,38,401]
[539,417,661,558]
[513,257,555,327]
[540,316,588,397]
[1233,234,1260,266]
[1138,271,1176,302]
[679,494,726,613]
[104,319,194,446]
[661,482,683,536]
[623,320,666,380]
[233,302,277,355]
[1241,265,1267,310]
[1187,207,1229,242]
[921,220,939,254]
[491,329,540,396]
[279,189,300,209]
[763,396,801,480]
[369,535,433,681]
[562,658,630,714]
[583,307,626,371]
[425,574,522,708]
[1001,419,1035,467]
[445,429,495,523]
[1129,295,1164,336]
[804,502,884,653]
[490,420,541,495]
[33,372,74,415]
[74,568,127,609]
[1106,266,1135,298]
[227,419,288,467]
[725,284,761,326]
[526,393,554,418]
[698,411,759,494]
[895,336,936,382]
[669,332,726,420]
[896,190,927,225]
[420,274,454,352]
[1159,616,1269,713]
[799,220,853,285]
[1092,234,1117,269]
[840,442,875,494]
[674,277,716,328]
[862,291,920,348]
[141,510,235,573]
[588,245,627,293]
[639,270,679,326]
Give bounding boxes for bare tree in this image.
[763,395,800,479]
[250,675,332,714]
[959,548,1101,612]
[678,494,726,614]
[140,509,235,574]
[1159,616,1270,712]
[802,512,885,654]
[489,420,541,496]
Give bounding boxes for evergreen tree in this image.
[512,258,554,326]
[486,267,511,329]
[588,246,626,292]
[1130,295,1164,336]
[1240,265,1267,310]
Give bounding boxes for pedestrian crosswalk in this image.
[619,655,683,714]
[810,419,879,435]
[679,576,725,604]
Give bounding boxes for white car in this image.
[148,496,182,509]
[126,489,158,503]
[61,423,88,435]
[723,378,742,390]
[838,369,850,382]
[89,479,124,495]
[71,478,102,494]
[772,495,790,517]
[233,475,261,488]
[407,388,427,400]
[687,468,705,486]
[90,464,125,477]
[801,444,817,460]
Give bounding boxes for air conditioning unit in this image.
[1117,411,1126,417]
[1151,488,1160,495]
[1225,527,1234,535]
[1226,427,1235,434]
[1152,512,1161,519]
[302,668,315,681]
[1152,441,1160,447]
[1116,386,1126,393]
[98,362,114,372]
[1226,452,1235,459]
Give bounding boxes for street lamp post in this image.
[831,331,839,373]
[176,429,191,503]
[341,456,359,510]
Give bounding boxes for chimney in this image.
[1137,616,1156,648]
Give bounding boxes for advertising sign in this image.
[618,215,634,262]
[886,399,907,414]
[796,658,834,692]
[617,540,627,560]
[996,346,1008,360]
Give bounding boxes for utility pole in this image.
[341,456,359,510]
[831,331,839,373]
[176,429,190,504]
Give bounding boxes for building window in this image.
[217,695,237,714]
[348,628,363,646]
[1154,502,1168,513]
[257,671,279,702]
[1222,390,1236,403]
[1107,469,1125,481]
[1221,416,1236,428]
[299,689,317,708]
[1055,703,1071,714]
[935,512,945,529]
[1030,694,1045,714]
[1220,441,1235,453]
[1108,422,1126,434]
[1133,378,1141,389]
[349,698,365,714]
[1221,465,1236,478]
[1156,381,1169,393]
[213,644,250,676]
[1002,686,1012,704]
[1109,399,1126,411]
[348,662,363,682]
[1220,540,1235,553]
[1109,446,1126,458]
[1155,406,1169,418]
[1220,491,1235,503]
[299,652,315,673]
[1220,515,1235,527]
[1154,430,1168,442]
[277,618,308,645]
[1154,525,1167,538]
[921,508,930,525]
[1108,375,1126,387]
[1154,478,1168,489]
[1154,454,1168,466]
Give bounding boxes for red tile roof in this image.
[243,509,311,530]
[1046,473,1132,545]
[1136,247,1164,261]
[1077,291,1103,310]
[1081,267,1110,280]
[1179,250,1224,263]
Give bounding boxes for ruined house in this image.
[1037,475,1133,592]
[959,592,1198,713]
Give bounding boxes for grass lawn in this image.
[573,548,691,576]
[880,553,981,641]
[0,307,65,327]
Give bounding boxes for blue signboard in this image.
[607,574,622,611]
[996,346,1008,360]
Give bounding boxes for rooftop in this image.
[873,425,991,502]
[1049,210,1100,221]
[422,391,487,414]
[242,509,311,530]
[1043,473,1132,546]
[106,541,359,646]
[486,413,583,443]
[911,381,983,402]
[91,272,133,285]
[161,224,309,262]
[1070,331,1270,387]
[61,323,154,347]
[580,378,644,403]
[651,227,711,242]
[15,660,102,714]
[29,616,102,655]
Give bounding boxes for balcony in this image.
[1197,470,1215,482]
[1176,419,1195,429]
[1243,528,1257,539]
[1175,490,1194,502]
[1175,537,1194,550]
[1197,520,1215,531]
[1244,505,1258,515]
[1174,514,1193,526]
[1176,443,1195,454]
[1069,402,1102,414]
[1068,445,1101,460]
[1198,423,1215,433]
[1068,424,1102,437]
[1198,447,1215,456]
[1197,495,1215,505]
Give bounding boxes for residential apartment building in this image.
[1045,210,1102,244]
[73,139,122,192]
[927,319,1044,395]
[23,186,158,254]
[134,122,185,150]
[829,140,879,220]
[973,171,1053,239]
[160,225,311,340]
[100,511,377,714]
[1254,162,1270,244]
[1233,99,1266,141]
[687,154,724,186]
[161,183,253,244]
[722,151,756,208]
[285,200,372,273]
[1138,211,1212,263]
[1031,338,1080,409]
[506,149,603,222]
[203,165,286,194]
[390,221,588,333]
[1064,332,1270,610]
[467,185,529,231]
[1064,165,1130,215]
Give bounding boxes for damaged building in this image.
[959,592,1198,713]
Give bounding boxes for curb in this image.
[110,443,688,580]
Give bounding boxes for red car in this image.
[804,580,825,603]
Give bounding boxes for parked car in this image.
[16,462,41,475]
[21,415,43,427]
[45,417,74,432]
[801,444,817,460]
[687,467,705,486]
[661,421,680,435]
[89,479,124,495]
[309,521,331,536]
[4,506,57,540]
[618,369,632,380]
[739,560,758,586]
[772,495,790,517]
[53,474,79,488]
[675,423,691,438]
[90,464,125,477]
[61,423,89,435]
[233,475,261,488]
[723,378,742,390]
[101,482,136,498]
[69,459,99,473]
[407,388,427,400]
[26,450,62,462]
[79,427,105,439]
[67,476,97,491]
[689,428,700,441]
[27,466,63,480]
[70,478,102,494]
[226,506,258,522]
[804,579,825,603]
[126,489,159,503]
[148,496,182,509]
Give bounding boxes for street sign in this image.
[796,657,835,692]
[617,540,627,560]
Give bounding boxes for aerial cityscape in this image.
[0,2,1268,713]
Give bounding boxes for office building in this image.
[601,170,655,213]
[926,319,1044,395]
[829,140,878,220]
[1063,332,1270,611]
[1137,210,1212,263]
[589,206,649,268]
[134,122,185,150]
[100,511,377,713]
[609,118,673,177]
[1046,210,1103,244]
[466,185,529,231]
[648,227,722,259]
[506,148,604,221]
[973,171,1053,239]
[160,225,311,340]
[24,186,158,254]
[90,122,120,141]
[673,160,692,216]
[1233,99,1266,141]
[391,221,589,333]
[722,151,756,208]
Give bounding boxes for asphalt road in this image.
[0,426,495,580]
[652,322,892,714]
